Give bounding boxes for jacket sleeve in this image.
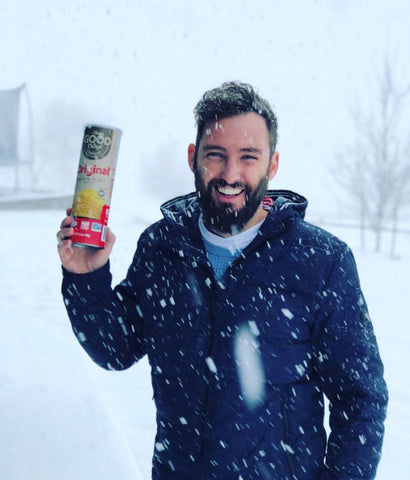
[62,257,146,371]
[313,245,388,480]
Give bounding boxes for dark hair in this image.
[193,81,278,155]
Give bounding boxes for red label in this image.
[72,205,110,248]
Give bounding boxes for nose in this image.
[221,157,241,185]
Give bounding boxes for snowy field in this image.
[1,208,409,479]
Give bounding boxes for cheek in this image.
[245,172,265,189]
[198,163,216,183]
[200,164,210,176]
[251,165,271,184]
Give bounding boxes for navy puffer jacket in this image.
[62,190,387,480]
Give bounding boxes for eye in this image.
[206,151,225,161]
[241,154,258,162]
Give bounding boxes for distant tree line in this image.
[332,52,410,258]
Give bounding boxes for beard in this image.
[194,170,270,235]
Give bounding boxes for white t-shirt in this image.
[198,214,265,280]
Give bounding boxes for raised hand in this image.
[57,208,115,274]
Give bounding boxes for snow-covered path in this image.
[1,210,156,479]
[1,209,409,479]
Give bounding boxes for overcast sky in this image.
[1,0,409,216]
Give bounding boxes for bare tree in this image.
[333,142,370,250]
[389,136,410,258]
[333,53,410,256]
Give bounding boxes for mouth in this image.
[215,185,245,197]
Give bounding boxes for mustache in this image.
[208,179,247,190]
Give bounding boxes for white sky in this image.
[1,0,409,215]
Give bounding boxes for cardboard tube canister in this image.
[71,125,122,248]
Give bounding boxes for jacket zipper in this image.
[196,268,220,480]
[282,395,297,479]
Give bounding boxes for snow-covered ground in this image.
[1,208,409,479]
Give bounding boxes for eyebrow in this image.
[202,145,263,154]
[202,144,226,152]
[240,147,263,154]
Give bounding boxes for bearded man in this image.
[58,81,387,480]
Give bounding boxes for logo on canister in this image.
[71,125,122,248]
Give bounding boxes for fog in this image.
[2,0,410,217]
[1,1,410,479]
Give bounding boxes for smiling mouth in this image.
[215,185,245,196]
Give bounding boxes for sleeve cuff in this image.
[62,261,112,303]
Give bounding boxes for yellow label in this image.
[72,188,105,219]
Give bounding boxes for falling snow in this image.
[234,325,266,409]
[281,308,294,320]
[1,206,409,479]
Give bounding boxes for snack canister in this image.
[71,124,122,248]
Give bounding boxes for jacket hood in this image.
[160,189,308,229]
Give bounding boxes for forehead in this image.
[200,112,270,148]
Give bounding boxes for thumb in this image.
[104,228,116,252]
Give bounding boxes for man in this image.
[57,82,388,480]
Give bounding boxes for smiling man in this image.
[58,81,387,480]
[188,112,278,236]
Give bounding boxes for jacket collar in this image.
[158,190,308,281]
[160,189,307,232]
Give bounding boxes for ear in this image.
[188,143,196,172]
[268,151,279,180]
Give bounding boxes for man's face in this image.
[188,112,278,236]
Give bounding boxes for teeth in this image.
[217,186,243,195]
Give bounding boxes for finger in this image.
[57,238,74,262]
[105,228,116,246]
[57,231,69,248]
[57,225,73,244]
[60,215,74,229]
[56,226,74,244]
[56,230,66,246]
